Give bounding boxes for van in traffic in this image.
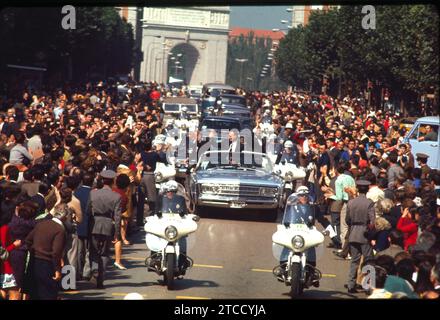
[403,116,440,169]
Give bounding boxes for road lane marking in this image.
[193,264,223,269]
[176,295,211,300]
[251,268,336,278]
[61,291,80,294]
[251,268,272,273]
[322,274,337,278]
[124,257,223,269]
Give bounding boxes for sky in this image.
[229,5,292,30]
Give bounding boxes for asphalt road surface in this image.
[61,208,367,300]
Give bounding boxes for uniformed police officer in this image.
[275,186,320,287]
[345,180,375,293]
[87,170,122,289]
[275,140,299,166]
[416,153,431,179]
[157,180,187,217]
[149,180,189,271]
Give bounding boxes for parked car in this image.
[403,116,440,170]
[189,150,284,218]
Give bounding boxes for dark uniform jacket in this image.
[159,194,187,215]
[87,185,122,238]
[346,194,375,244]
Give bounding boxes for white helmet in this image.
[264,109,271,115]
[181,106,188,112]
[166,119,175,126]
[296,185,309,195]
[284,140,294,148]
[164,180,178,193]
[285,122,293,129]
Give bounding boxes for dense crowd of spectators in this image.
[0,80,439,299]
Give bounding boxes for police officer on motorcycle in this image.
[275,185,320,287]
[275,140,299,166]
[157,180,187,218]
[152,180,190,271]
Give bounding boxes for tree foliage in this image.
[275,5,439,101]
[0,7,134,84]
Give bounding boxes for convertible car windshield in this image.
[197,152,273,173]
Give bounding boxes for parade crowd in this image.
[0,79,439,300]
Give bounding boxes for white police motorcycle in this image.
[144,182,200,290]
[272,190,324,298]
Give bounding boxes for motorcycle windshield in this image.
[281,200,314,225]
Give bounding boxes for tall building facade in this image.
[291,5,333,28]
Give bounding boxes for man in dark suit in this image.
[346,180,375,293]
[74,173,94,280]
[87,170,122,288]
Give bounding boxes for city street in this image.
[61,208,361,300]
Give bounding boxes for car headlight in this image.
[291,235,305,249]
[165,226,178,241]
[260,187,277,197]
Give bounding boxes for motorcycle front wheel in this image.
[164,253,175,290]
[290,262,303,298]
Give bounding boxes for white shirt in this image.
[367,186,385,203]
[229,140,238,152]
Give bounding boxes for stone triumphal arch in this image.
[139,7,230,85]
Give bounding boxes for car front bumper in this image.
[196,195,280,209]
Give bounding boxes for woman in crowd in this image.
[0,195,23,300]
[112,173,130,270]
[397,199,419,251]
[8,200,38,300]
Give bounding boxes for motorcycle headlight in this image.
[165,226,178,241]
[260,187,277,197]
[291,235,305,249]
